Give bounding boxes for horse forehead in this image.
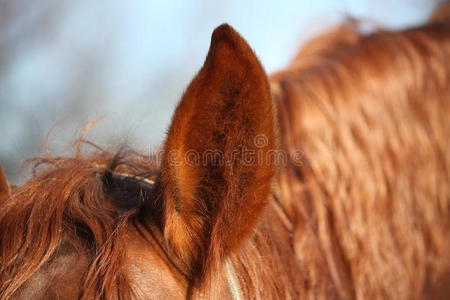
[122,224,187,299]
[12,244,88,299]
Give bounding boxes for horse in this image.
[1,4,450,299]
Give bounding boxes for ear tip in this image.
[213,23,235,33]
[211,23,241,45]
[209,23,260,65]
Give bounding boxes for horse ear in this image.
[0,165,11,201]
[160,24,275,279]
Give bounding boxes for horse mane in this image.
[272,12,450,299]
[1,5,450,299]
[0,142,159,299]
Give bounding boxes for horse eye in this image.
[103,170,155,210]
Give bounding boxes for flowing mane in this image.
[272,17,450,299]
[0,147,155,299]
[1,5,450,300]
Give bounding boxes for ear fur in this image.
[0,165,11,201]
[160,24,275,279]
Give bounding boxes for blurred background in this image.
[0,0,442,183]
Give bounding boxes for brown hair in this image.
[1,4,450,299]
[272,6,450,299]
[0,147,156,299]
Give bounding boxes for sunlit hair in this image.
[1,4,450,299]
[272,8,450,299]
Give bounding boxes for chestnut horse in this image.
[1,5,450,300]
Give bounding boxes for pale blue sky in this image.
[0,0,441,181]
